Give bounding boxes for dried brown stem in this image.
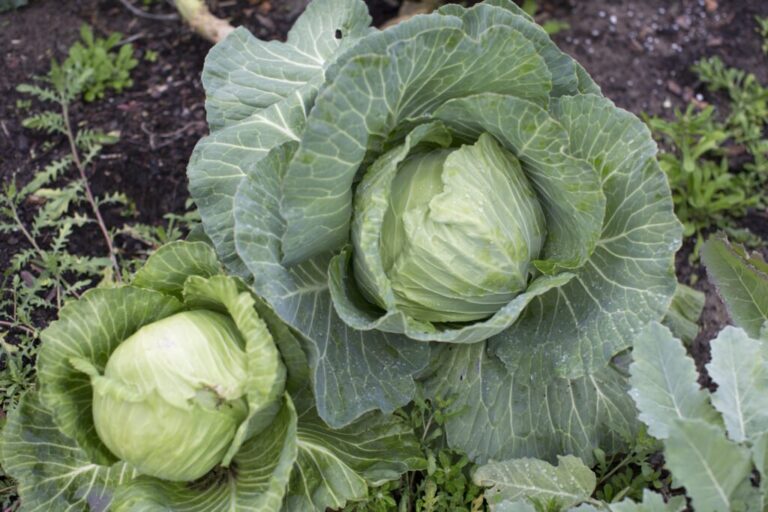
[0,320,37,337]
[60,101,122,283]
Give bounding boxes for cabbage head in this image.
[1,242,422,511]
[188,0,682,465]
[355,133,547,323]
[78,309,250,481]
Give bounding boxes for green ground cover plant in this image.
[759,16,768,55]
[646,22,768,258]
[62,25,138,102]
[646,105,759,256]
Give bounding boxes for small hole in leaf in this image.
[335,29,343,39]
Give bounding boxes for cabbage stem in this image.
[175,0,234,43]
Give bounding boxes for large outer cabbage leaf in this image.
[188,0,682,465]
[1,392,137,511]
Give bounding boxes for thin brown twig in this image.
[60,101,122,283]
[117,31,147,46]
[117,0,179,21]
[8,201,43,254]
[140,121,206,150]
[0,320,37,337]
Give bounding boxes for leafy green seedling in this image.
[63,25,138,102]
[692,56,768,175]
[757,16,768,56]
[521,0,569,35]
[646,105,760,258]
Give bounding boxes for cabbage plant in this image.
[1,242,422,510]
[188,0,682,464]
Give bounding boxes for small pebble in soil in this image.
[609,14,617,24]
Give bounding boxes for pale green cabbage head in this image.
[355,133,546,322]
[90,310,249,481]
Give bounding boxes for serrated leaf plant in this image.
[623,233,768,512]
[474,455,685,512]
[629,322,767,512]
[187,0,682,467]
[0,241,423,511]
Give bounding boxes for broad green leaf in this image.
[629,322,719,439]
[423,343,637,465]
[437,2,578,96]
[494,501,537,512]
[188,87,313,277]
[701,234,768,338]
[38,287,184,465]
[234,142,430,427]
[1,392,137,511]
[664,419,753,512]
[472,0,534,21]
[574,61,601,94]
[132,240,220,297]
[569,491,685,512]
[492,94,681,381]
[609,490,686,512]
[661,283,705,345]
[283,401,425,510]
[475,455,596,509]
[202,0,372,130]
[751,431,768,500]
[183,275,286,463]
[707,326,768,442]
[280,10,555,263]
[111,395,298,512]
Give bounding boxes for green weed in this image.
[645,105,760,257]
[520,0,569,35]
[757,16,768,55]
[592,429,669,504]
[692,56,768,169]
[62,25,138,102]
[344,398,486,511]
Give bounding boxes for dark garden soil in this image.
[1,0,767,374]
